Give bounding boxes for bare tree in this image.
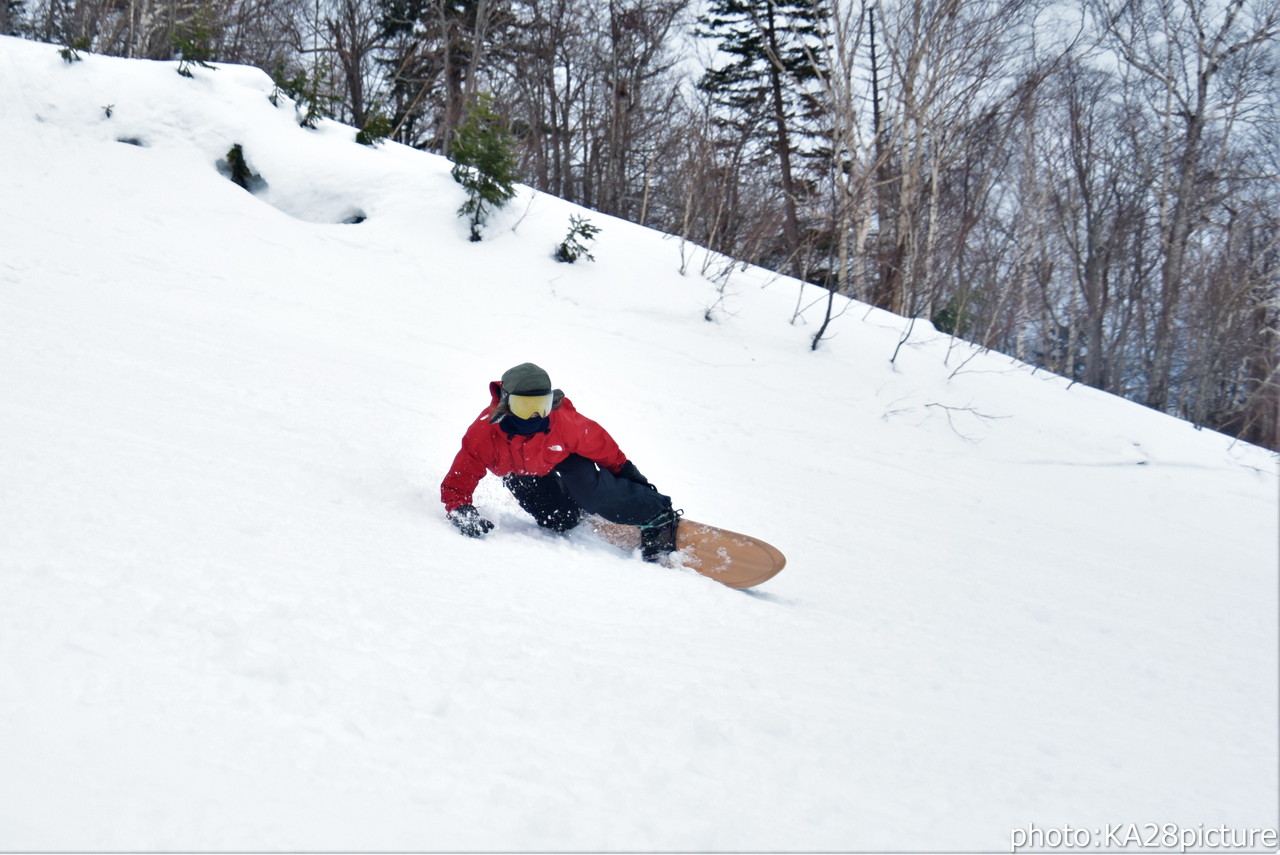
[868,0,1044,319]
[1088,0,1280,411]
[216,0,306,71]
[324,0,384,127]
[587,0,686,220]
[500,0,593,196]
[1035,59,1152,389]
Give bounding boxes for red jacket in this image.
[441,382,628,512]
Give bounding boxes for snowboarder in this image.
[440,362,681,561]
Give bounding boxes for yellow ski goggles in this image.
[507,392,554,420]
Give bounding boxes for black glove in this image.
[617,460,657,490]
[449,504,494,538]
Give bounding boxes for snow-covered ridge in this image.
[1,34,1276,852]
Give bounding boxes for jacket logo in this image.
[549,444,564,452]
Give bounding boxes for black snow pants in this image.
[503,454,671,532]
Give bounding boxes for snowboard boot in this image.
[639,507,682,563]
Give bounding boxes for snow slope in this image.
[0,35,1276,852]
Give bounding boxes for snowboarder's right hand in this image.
[449,504,494,538]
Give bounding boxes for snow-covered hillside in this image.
[1,35,1276,852]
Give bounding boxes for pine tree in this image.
[555,215,601,263]
[224,144,252,189]
[218,144,266,193]
[356,109,395,146]
[58,38,88,63]
[375,0,513,151]
[449,94,519,241]
[0,0,22,37]
[173,19,217,78]
[695,0,830,272]
[269,66,339,129]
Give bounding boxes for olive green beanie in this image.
[500,362,553,395]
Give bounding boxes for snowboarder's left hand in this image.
[617,460,657,491]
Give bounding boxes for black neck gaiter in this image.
[501,413,551,436]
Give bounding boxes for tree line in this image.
[6,0,1278,450]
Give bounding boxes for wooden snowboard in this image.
[588,516,786,589]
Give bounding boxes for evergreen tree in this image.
[0,0,24,36]
[555,215,601,263]
[375,0,514,151]
[58,37,89,63]
[172,16,217,78]
[356,108,396,146]
[695,0,830,272]
[449,94,519,241]
[269,65,339,129]
[224,144,253,189]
